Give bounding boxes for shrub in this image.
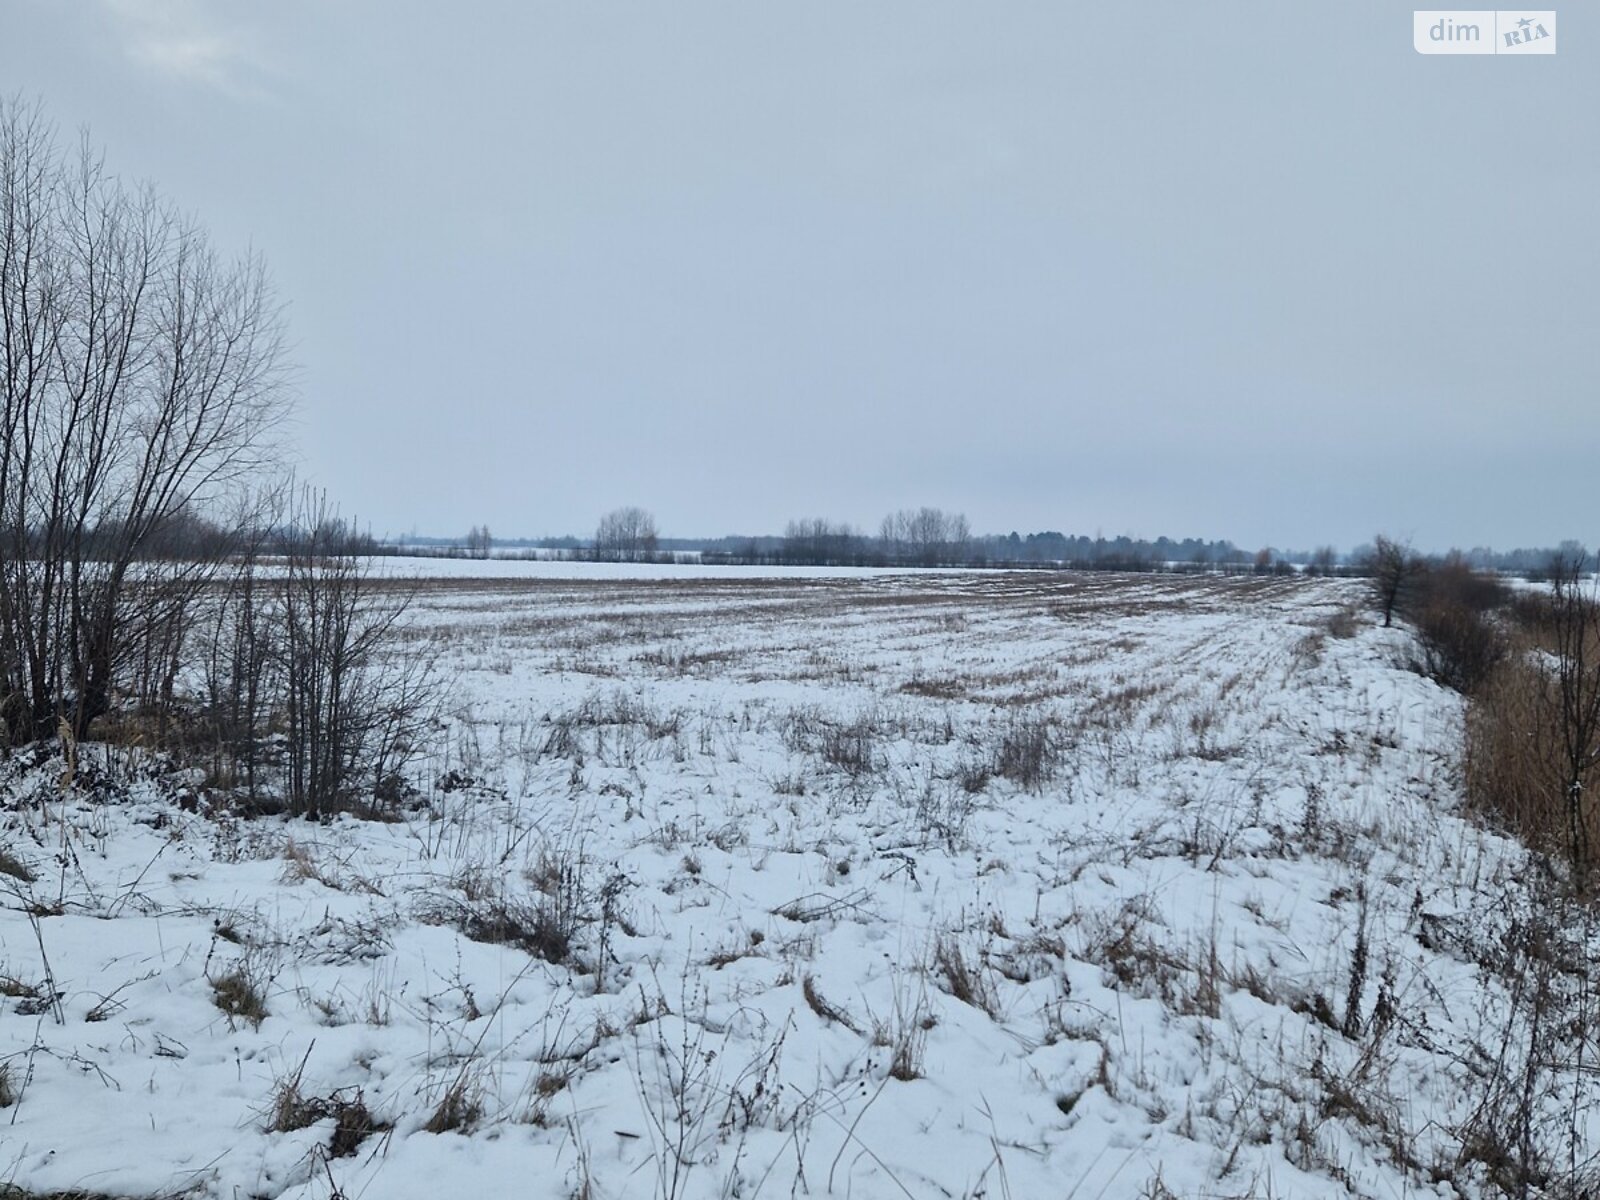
[1400,558,1510,695]
[1467,562,1600,882]
[1424,558,1510,614]
[278,490,440,819]
[1412,600,1505,693]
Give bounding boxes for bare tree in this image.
[946,511,972,564]
[1364,535,1423,627]
[0,98,286,744]
[879,507,970,566]
[878,512,904,564]
[464,524,492,559]
[594,507,659,562]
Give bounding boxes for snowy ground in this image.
[1,570,1591,1199]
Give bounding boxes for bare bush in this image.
[1448,881,1597,1197]
[278,490,439,818]
[197,520,277,805]
[1389,556,1512,694]
[1546,558,1600,883]
[1412,601,1505,693]
[1466,558,1600,883]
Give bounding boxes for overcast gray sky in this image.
[4,1,1594,550]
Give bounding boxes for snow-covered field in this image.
[1,571,1591,1199]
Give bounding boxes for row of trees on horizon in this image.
[436,509,1588,575]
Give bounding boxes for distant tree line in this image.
[735,521,1344,572]
[760,509,973,567]
[403,513,1590,582]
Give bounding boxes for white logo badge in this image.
[1414,11,1556,54]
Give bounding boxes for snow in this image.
[0,571,1588,1199]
